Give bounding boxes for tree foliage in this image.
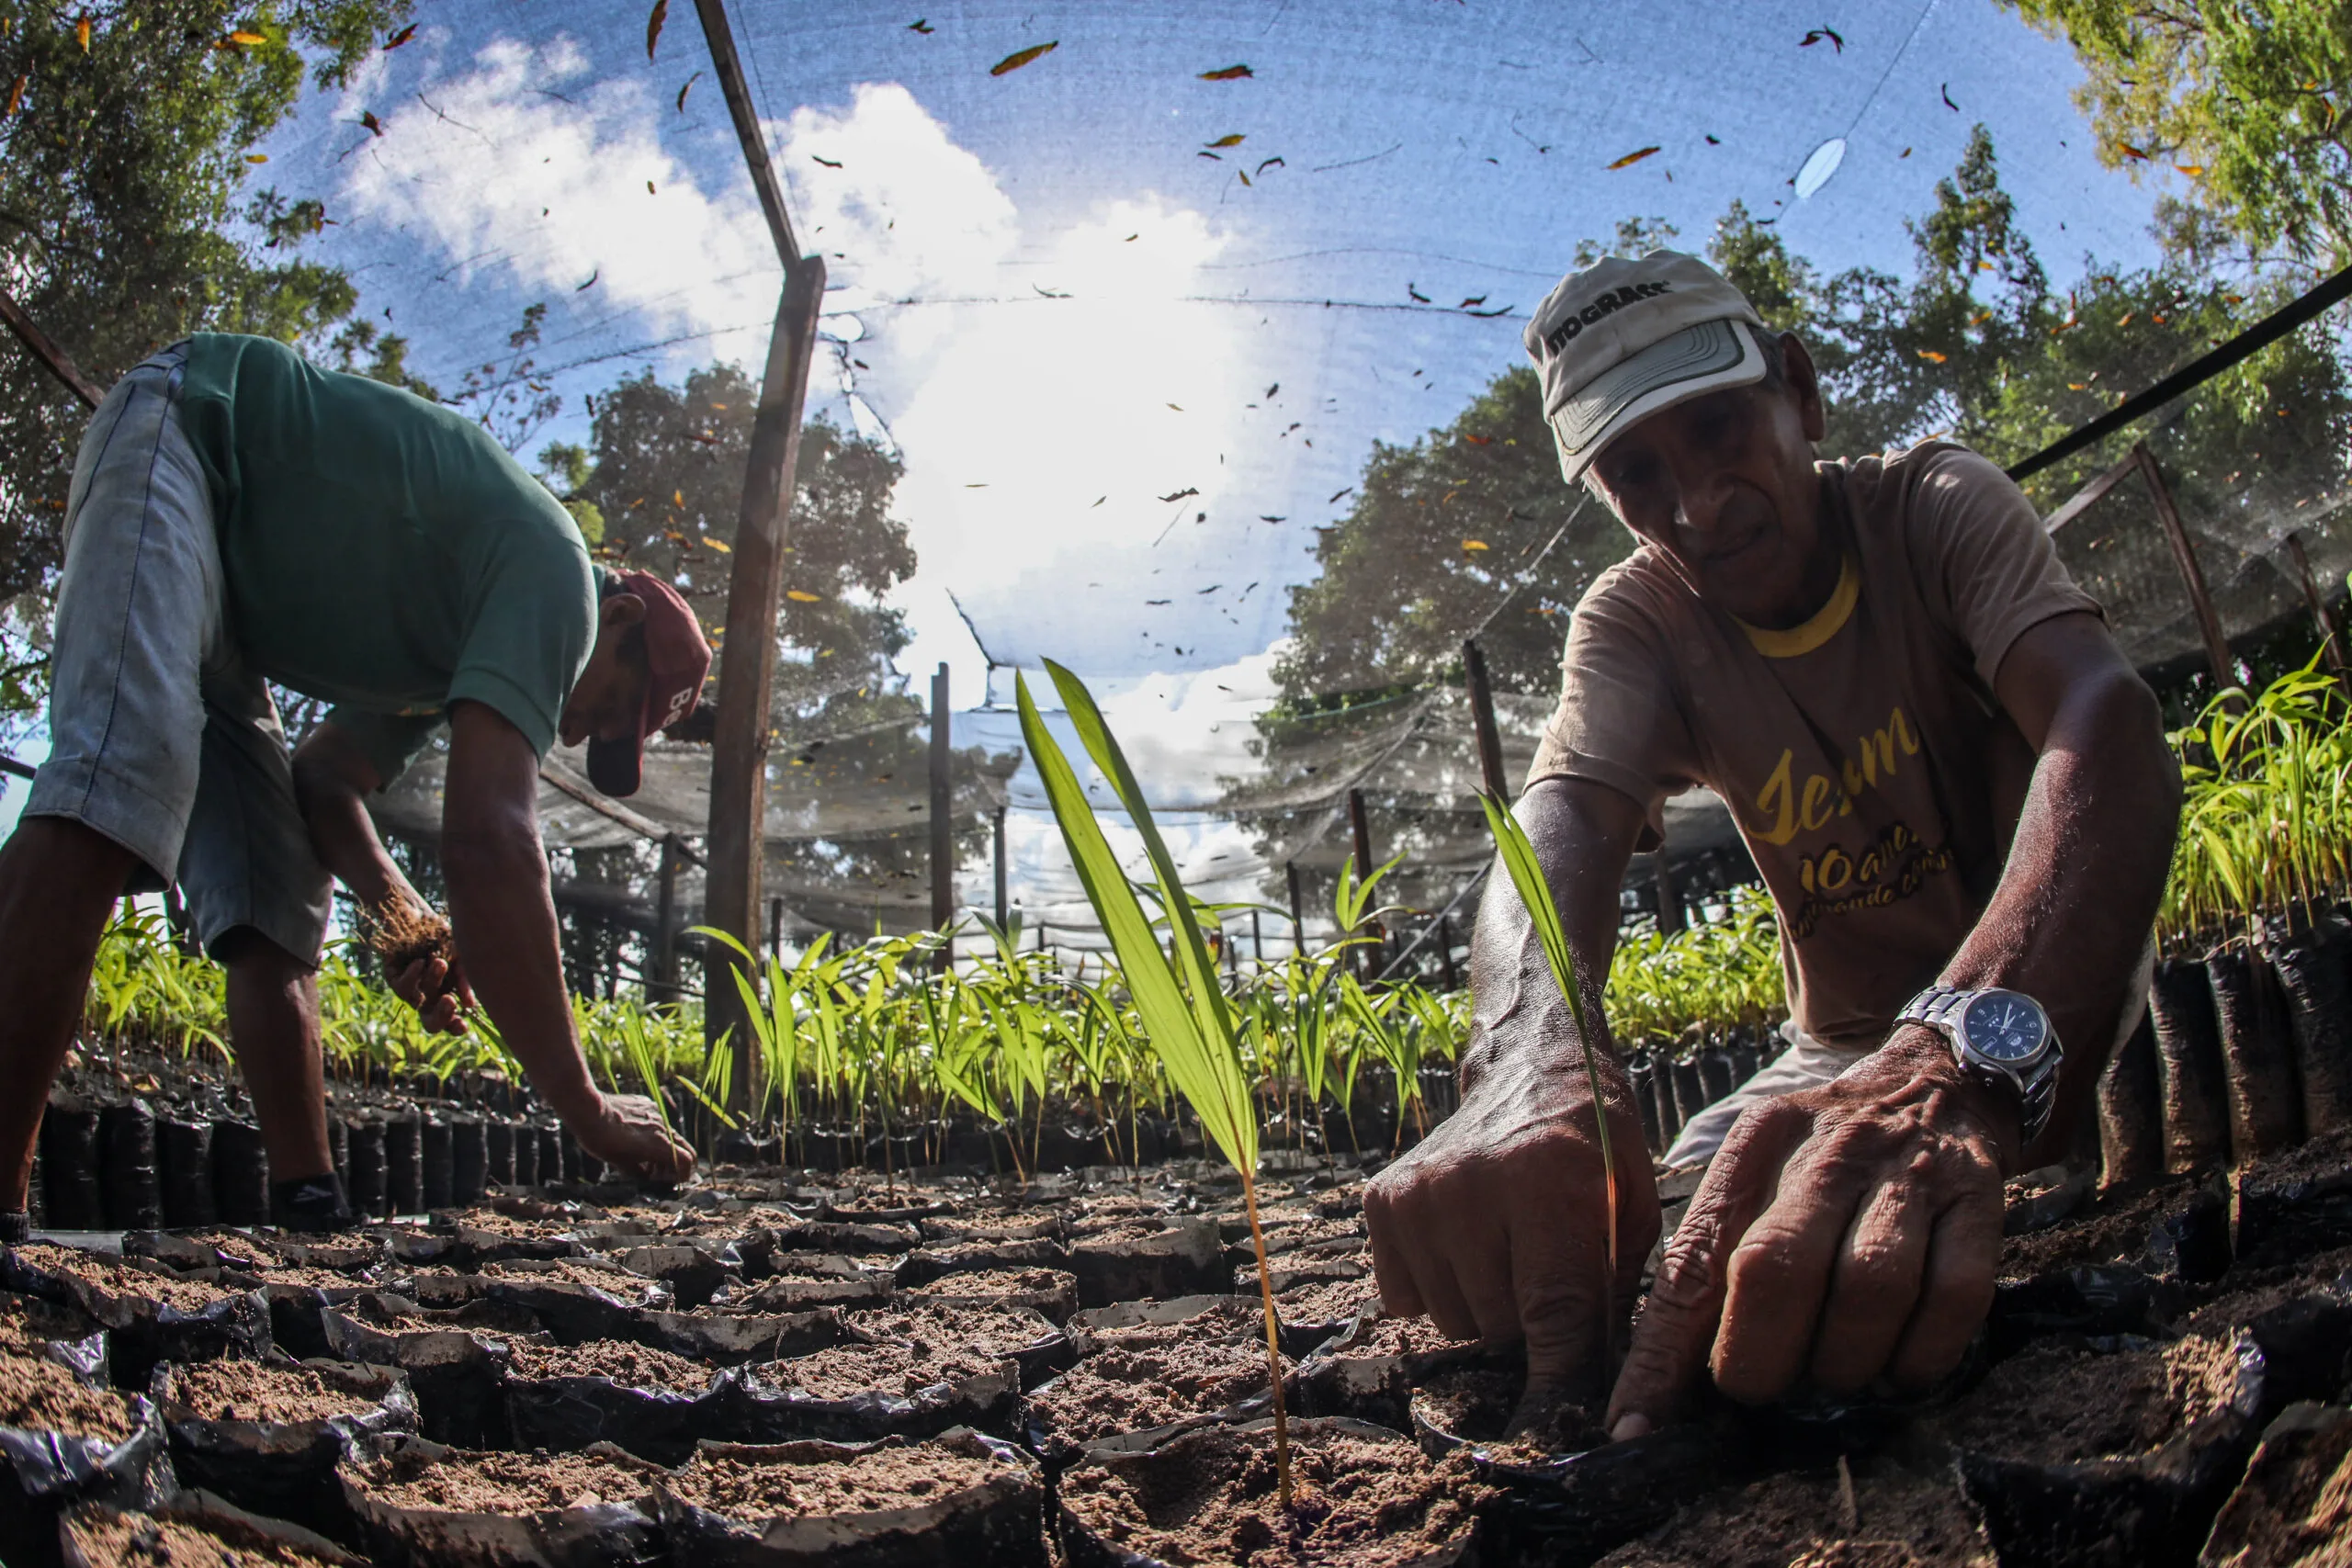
[0,0,411,605]
[1999,0,2352,265]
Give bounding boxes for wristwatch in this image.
[1896,986,2063,1146]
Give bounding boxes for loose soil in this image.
[1029,1327,1287,1443]
[1275,1278,1378,1325]
[1063,1424,1478,1568]
[663,1443,1001,1517]
[16,1242,241,1313]
[1996,1176,2202,1275]
[1926,1333,2241,1464]
[61,1507,347,1568]
[755,1336,1008,1399]
[0,1349,134,1438]
[1598,1462,1989,1568]
[905,1266,1075,1305]
[481,1258,660,1294]
[350,1445,662,1513]
[167,1359,384,1425]
[847,1303,1052,1360]
[506,1339,716,1392]
[1410,1366,1608,1455]
[0,1288,96,1348]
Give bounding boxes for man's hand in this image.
[1367,1052,1659,1394]
[567,1091,696,1183]
[385,939,474,1035]
[1605,1027,2012,1439]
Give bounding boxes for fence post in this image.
[929,662,954,973]
[1285,861,1305,956]
[652,835,681,1004]
[2134,443,2236,694]
[991,805,1008,930]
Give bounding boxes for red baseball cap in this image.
[588,570,712,798]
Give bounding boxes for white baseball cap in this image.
[1523,250,1770,482]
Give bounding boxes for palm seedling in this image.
[1477,792,1626,1383]
[1018,660,1298,1506]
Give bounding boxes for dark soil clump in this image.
[1928,1334,2239,1465]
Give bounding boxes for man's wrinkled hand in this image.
[1605,1028,2014,1440]
[1365,1055,1659,1397]
[569,1092,696,1184]
[389,951,474,1036]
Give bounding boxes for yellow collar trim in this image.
[1736,554,1860,659]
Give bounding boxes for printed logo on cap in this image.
[1541,280,1677,358]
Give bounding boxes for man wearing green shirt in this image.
[0,334,707,1239]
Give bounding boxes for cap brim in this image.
[1549,318,1769,481]
[586,736,643,797]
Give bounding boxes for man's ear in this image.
[1780,333,1827,443]
[599,591,649,632]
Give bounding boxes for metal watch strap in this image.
[1897,985,2058,1145]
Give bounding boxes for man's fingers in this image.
[1807,1173,1933,1393]
[1711,1126,1883,1403]
[1365,1196,1429,1319]
[1510,1207,1600,1389]
[1607,1100,1807,1439]
[1885,1182,2002,1390]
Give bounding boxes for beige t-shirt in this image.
[1528,442,2101,1052]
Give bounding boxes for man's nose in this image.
[1668,457,1736,538]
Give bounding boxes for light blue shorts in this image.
[23,345,332,964]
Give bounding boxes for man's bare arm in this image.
[1609,611,2177,1435]
[1365,775,1661,1393]
[440,700,694,1181]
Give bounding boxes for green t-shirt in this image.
[175,334,595,784]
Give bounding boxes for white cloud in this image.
[341,37,776,362]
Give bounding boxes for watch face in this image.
[1962,992,2046,1063]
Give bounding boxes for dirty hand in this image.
[1366,1048,1659,1396]
[568,1092,697,1183]
[1606,1028,2015,1440]
[389,950,474,1036]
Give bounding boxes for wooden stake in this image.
[929,662,954,972]
[992,805,1008,931]
[652,836,681,1004]
[1463,638,1509,799]
[2285,531,2352,701]
[1348,788,1382,971]
[2134,444,2237,694]
[768,896,784,962]
[1437,914,1458,989]
[707,256,828,1110]
[0,285,102,410]
[1285,861,1305,954]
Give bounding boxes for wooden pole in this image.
[1347,788,1382,973]
[1285,862,1304,955]
[1463,638,1510,800]
[2134,443,2237,694]
[2285,531,2352,700]
[691,0,799,265]
[708,258,827,1109]
[768,896,784,962]
[652,836,681,1004]
[1250,908,1263,968]
[0,285,102,410]
[929,662,954,972]
[1437,914,1458,990]
[992,806,1008,931]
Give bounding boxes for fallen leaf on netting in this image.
[662,528,684,541]
[676,72,701,112]
[1939,83,1957,110]
[385,22,415,48]
[990,40,1057,75]
[575,268,599,290]
[3,75,24,117]
[704,538,730,553]
[2116,142,2149,161]
[1606,145,1659,169]
[223,29,267,47]
[1900,146,1913,157]
[648,180,657,194]
[1158,487,1199,502]
[2176,164,2203,176]
[1265,382,1280,398]
[787,590,822,602]
[2116,311,2134,327]
[673,490,684,506]
[1799,26,1843,51]
[360,109,383,135]
[2067,382,2087,390]
[1197,151,1222,161]
[1255,156,1283,176]
[910,17,935,32]
[1464,434,1491,446]
[1460,294,1487,308]
[812,153,842,167]
[1971,310,1991,324]
[74,12,90,50]
[1705,133,1721,145]
[1145,598,1170,606]
[1917,349,1947,362]
[1201,63,1252,79]
[1238,169,1251,186]
[1408,283,1430,301]
[1261,514,1285,522]
[1329,487,1352,503]
[645,0,667,60]
[1167,402,1184,412]
[1463,539,1490,551]
[1205,132,1245,147]
[245,152,268,164]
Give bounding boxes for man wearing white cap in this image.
[1364,252,2178,1439]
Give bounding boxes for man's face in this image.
[560,593,651,749]
[1583,333,1835,627]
